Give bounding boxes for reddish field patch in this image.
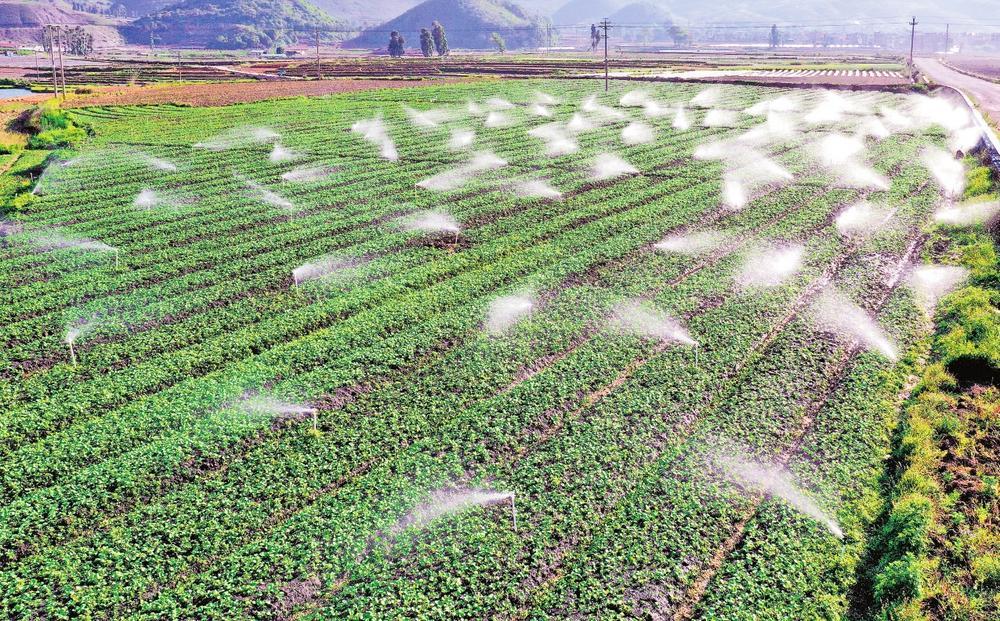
[60,78,468,108]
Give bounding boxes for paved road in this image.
[915,57,1000,129]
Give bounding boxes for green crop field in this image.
[0,78,990,620]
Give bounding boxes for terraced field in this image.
[0,79,983,619]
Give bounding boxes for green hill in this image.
[125,0,343,49]
[551,0,622,25]
[345,0,548,51]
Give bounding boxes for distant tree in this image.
[388,31,405,57]
[590,24,601,51]
[431,21,448,56]
[490,32,505,54]
[668,25,689,47]
[419,28,434,57]
[769,24,779,48]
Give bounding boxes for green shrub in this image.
[875,554,924,605]
[881,494,934,559]
[29,126,86,149]
[964,166,994,199]
[971,554,1000,585]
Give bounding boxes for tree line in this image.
[389,21,448,58]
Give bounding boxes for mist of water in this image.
[448,128,476,151]
[805,91,855,125]
[620,90,651,107]
[486,97,515,110]
[702,109,739,128]
[133,188,160,210]
[622,121,655,145]
[292,255,359,285]
[710,449,843,538]
[485,111,513,128]
[398,210,461,235]
[812,287,898,360]
[815,133,865,167]
[950,126,983,153]
[591,153,638,181]
[608,299,698,347]
[878,105,912,129]
[654,230,728,256]
[281,165,338,183]
[566,113,595,133]
[690,87,721,108]
[513,179,563,200]
[642,99,669,119]
[467,101,485,116]
[856,116,891,140]
[933,201,999,226]
[237,174,294,210]
[582,95,626,121]
[528,122,579,156]
[417,151,508,191]
[138,152,178,172]
[31,229,117,262]
[404,106,455,129]
[738,111,798,144]
[922,147,966,198]
[241,395,316,423]
[909,95,971,132]
[745,95,798,116]
[907,264,969,311]
[736,244,804,289]
[351,116,399,161]
[814,133,889,190]
[673,106,691,130]
[835,201,894,238]
[486,293,535,335]
[64,315,100,365]
[269,143,301,163]
[394,488,516,533]
[0,219,22,238]
[195,126,279,150]
[723,172,748,210]
[534,91,558,105]
[529,104,553,118]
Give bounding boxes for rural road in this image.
[915,57,1000,129]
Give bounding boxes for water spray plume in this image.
[529,123,578,156]
[856,116,891,140]
[673,106,691,130]
[934,201,1000,226]
[237,174,294,210]
[591,153,638,181]
[395,488,517,532]
[240,395,317,428]
[619,90,650,107]
[398,210,461,238]
[921,147,966,198]
[702,109,738,128]
[722,173,748,210]
[690,87,720,108]
[195,126,278,150]
[582,95,626,120]
[528,104,553,118]
[566,113,595,134]
[281,165,338,183]
[133,188,159,210]
[269,143,301,163]
[534,91,558,105]
[710,450,843,538]
[642,100,669,118]
[622,121,655,146]
[448,128,475,151]
[908,265,968,311]
[608,299,698,347]
[486,293,534,335]
[486,97,514,110]
[138,152,178,172]
[654,230,727,256]
[404,106,454,129]
[736,244,805,289]
[835,201,894,238]
[292,256,359,286]
[805,91,855,125]
[513,179,562,200]
[878,105,912,129]
[64,316,98,367]
[816,133,865,167]
[812,288,898,360]
[745,95,798,116]
[351,116,399,161]
[485,111,513,128]
[950,126,983,153]
[909,95,971,132]
[417,151,508,191]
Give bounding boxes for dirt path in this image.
[916,57,1000,129]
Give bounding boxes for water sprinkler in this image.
[68,340,76,366]
[509,492,517,531]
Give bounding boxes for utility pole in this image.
[46,26,57,97]
[315,27,321,79]
[600,18,610,92]
[944,23,949,54]
[55,26,66,99]
[149,31,154,55]
[908,16,917,68]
